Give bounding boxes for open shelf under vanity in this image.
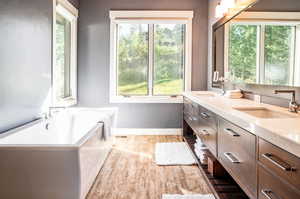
[183,126,249,199]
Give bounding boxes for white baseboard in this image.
[112,128,183,136]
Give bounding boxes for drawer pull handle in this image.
[188,116,197,121]
[262,153,293,171]
[200,129,210,136]
[224,128,240,137]
[200,112,210,119]
[261,190,282,199]
[224,152,240,163]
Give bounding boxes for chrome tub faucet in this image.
[42,106,66,130]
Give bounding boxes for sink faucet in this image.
[274,90,299,113]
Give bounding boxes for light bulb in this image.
[238,0,249,5]
[224,0,236,9]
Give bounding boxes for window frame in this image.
[52,0,78,107]
[109,11,193,103]
[224,12,300,86]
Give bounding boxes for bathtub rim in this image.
[0,120,104,148]
[0,118,43,139]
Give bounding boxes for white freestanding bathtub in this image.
[0,107,117,199]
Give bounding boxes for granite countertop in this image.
[183,91,300,158]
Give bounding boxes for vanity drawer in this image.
[183,98,198,116]
[195,125,217,157]
[183,98,199,131]
[183,98,192,115]
[198,106,218,131]
[218,118,257,199]
[258,165,300,199]
[258,138,300,190]
[195,107,218,156]
[184,113,196,131]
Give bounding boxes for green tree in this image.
[229,24,294,86]
[264,25,293,85]
[229,24,258,83]
[117,24,184,95]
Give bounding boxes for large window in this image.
[53,0,78,106]
[110,11,193,103]
[225,12,300,86]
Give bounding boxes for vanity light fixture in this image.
[216,0,258,19]
[238,0,251,4]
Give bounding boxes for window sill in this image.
[110,96,183,104]
[54,97,77,107]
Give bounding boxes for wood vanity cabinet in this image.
[183,97,300,199]
[218,118,257,199]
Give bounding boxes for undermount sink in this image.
[233,107,297,119]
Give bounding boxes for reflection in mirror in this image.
[212,5,300,88]
[227,23,258,84]
[225,12,300,86]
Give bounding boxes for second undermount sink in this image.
[233,107,297,119]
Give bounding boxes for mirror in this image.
[212,0,300,88]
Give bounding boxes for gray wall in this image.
[207,0,220,93]
[0,0,52,133]
[77,0,208,128]
[208,0,300,103]
[0,0,78,133]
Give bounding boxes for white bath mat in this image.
[155,142,196,165]
[162,194,215,199]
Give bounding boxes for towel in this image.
[224,90,243,99]
[194,141,207,150]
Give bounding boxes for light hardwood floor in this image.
[86,136,211,199]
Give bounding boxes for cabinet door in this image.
[218,118,257,199]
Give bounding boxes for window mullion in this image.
[289,26,296,86]
[259,25,265,84]
[294,25,300,86]
[256,25,261,84]
[148,24,154,96]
